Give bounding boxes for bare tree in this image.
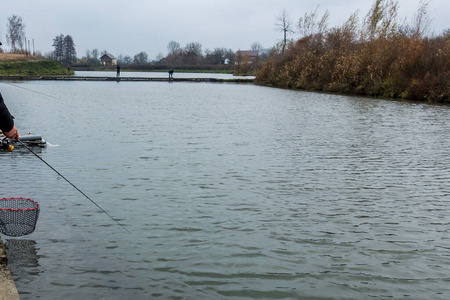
[133,51,148,64]
[185,42,202,56]
[167,41,181,55]
[122,55,133,64]
[275,9,294,53]
[184,42,202,64]
[250,42,264,55]
[155,52,164,61]
[6,15,26,52]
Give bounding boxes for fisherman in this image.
[0,92,19,140]
[117,64,121,77]
[168,69,174,80]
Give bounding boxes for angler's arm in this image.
[0,93,19,140]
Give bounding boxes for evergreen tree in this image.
[52,34,77,65]
[63,35,76,65]
[52,34,64,63]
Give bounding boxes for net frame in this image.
[0,197,40,237]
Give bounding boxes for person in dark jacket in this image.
[0,93,19,140]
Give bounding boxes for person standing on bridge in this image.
[0,92,19,140]
[168,69,174,81]
[116,64,121,77]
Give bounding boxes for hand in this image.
[3,125,19,140]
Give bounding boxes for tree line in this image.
[1,14,270,73]
[77,40,271,72]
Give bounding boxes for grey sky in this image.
[1,0,448,60]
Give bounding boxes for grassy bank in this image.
[0,57,70,75]
[256,1,449,102]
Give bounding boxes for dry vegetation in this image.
[0,53,38,61]
[256,0,450,102]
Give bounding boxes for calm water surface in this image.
[75,70,255,80]
[1,78,450,299]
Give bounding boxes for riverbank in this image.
[255,33,449,103]
[255,1,449,103]
[0,236,20,300]
[0,55,70,76]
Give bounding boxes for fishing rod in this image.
[11,139,130,234]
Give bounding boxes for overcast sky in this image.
[1,0,448,60]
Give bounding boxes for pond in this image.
[1,77,450,299]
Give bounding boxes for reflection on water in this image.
[1,79,450,299]
[5,239,42,295]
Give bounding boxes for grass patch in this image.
[0,59,70,75]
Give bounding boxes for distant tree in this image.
[167,41,181,55]
[63,35,76,65]
[52,34,76,65]
[275,9,294,53]
[6,15,26,52]
[250,42,264,55]
[117,54,134,64]
[155,52,164,61]
[91,49,99,60]
[205,47,228,64]
[82,49,101,65]
[133,51,148,64]
[122,55,133,64]
[52,34,64,63]
[185,42,202,56]
[259,48,270,61]
[166,41,182,65]
[84,49,91,60]
[183,42,202,64]
[224,48,235,63]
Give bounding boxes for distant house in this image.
[100,53,117,66]
[235,50,259,64]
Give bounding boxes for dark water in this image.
[1,78,450,299]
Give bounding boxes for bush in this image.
[256,0,449,102]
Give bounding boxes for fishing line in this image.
[16,139,131,234]
[1,81,57,99]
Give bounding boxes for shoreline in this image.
[0,236,20,300]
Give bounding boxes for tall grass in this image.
[256,0,449,102]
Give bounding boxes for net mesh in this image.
[0,198,40,237]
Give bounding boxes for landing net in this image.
[0,198,40,237]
